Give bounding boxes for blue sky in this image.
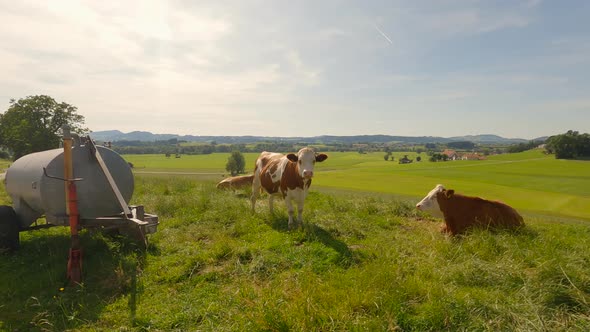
[1,0,589,139]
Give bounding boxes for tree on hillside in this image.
[226,151,246,176]
[0,95,87,160]
[545,130,590,159]
[507,140,544,153]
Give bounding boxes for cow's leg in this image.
[284,198,296,229]
[250,192,258,212]
[250,174,261,212]
[296,204,304,228]
[296,190,306,228]
[292,194,304,228]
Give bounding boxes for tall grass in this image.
[1,176,589,331]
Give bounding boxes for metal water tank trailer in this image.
[1,133,158,252]
[5,143,134,228]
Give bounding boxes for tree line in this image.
[2,95,589,162]
[109,141,296,155]
[506,140,544,153]
[545,130,590,159]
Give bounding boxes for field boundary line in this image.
[134,171,224,175]
[319,157,552,174]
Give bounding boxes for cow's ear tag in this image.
[446,190,455,198]
[287,154,298,162]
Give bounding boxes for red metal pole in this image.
[66,181,82,284]
[63,126,82,284]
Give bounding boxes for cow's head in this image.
[286,147,328,179]
[415,184,448,218]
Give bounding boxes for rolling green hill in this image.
[89,130,529,144]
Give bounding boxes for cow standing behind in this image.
[416,184,524,235]
[251,147,328,229]
[216,174,254,191]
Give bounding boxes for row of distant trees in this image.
[429,153,450,162]
[111,143,298,155]
[384,152,422,163]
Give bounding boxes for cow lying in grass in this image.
[251,147,328,229]
[216,174,254,190]
[416,184,524,235]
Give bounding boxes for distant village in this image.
[440,149,486,161]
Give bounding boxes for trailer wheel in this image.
[0,205,20,251]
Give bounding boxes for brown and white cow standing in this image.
[216,174,254,190]
[416,184,524,235]
[251,147,328,229]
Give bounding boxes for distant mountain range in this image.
[89,130,541,145]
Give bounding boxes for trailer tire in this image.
[0,205,20,251]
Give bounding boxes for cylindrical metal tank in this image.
[5,143,134,228]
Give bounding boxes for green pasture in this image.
[1,178,589,331]
[123,150,590,221]
[318,150,590,220]
[1,152,590,330]
[124,153,244,172]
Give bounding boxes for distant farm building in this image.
[442,149,459,160]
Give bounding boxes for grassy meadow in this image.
[0,150,589,331]
[125,149,590,220]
